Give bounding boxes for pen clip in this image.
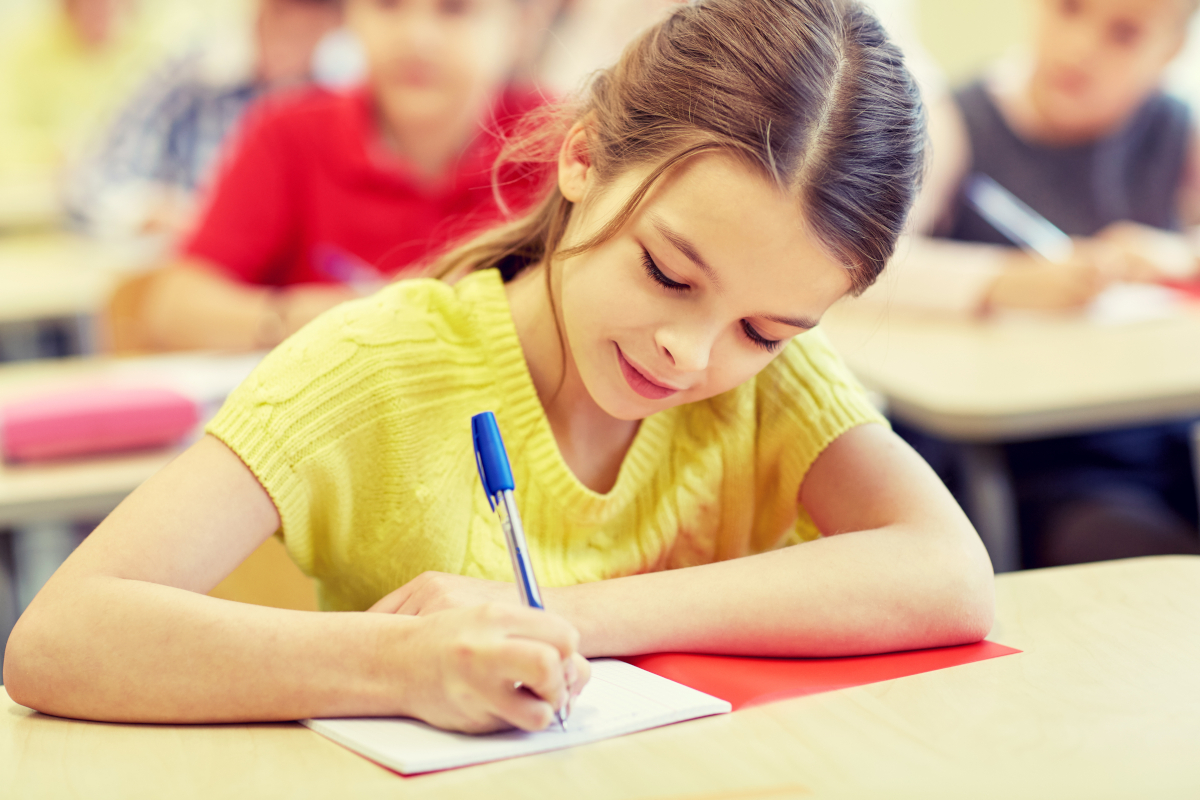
[472,411,514,512]
[472,414,498,512]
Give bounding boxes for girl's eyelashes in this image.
[741,320,783,353]
[641,249,689,292]
[642,248,782,353]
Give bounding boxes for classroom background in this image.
[2,0,1200,656]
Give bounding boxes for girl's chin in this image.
[588,379,663,422]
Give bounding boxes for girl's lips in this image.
[616,345,679,400]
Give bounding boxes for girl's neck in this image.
[505,264,640,495]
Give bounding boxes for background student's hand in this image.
[981,243,1119,312]
[393,603,590,734]
[1094,221,1199,282]
[277,284,361,338]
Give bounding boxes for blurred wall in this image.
[0,0,255,51]
[915,0,1026,85]
[914,0,1200,107]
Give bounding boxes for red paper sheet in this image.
[1163,279,1200,301]
[622,640,1020,710]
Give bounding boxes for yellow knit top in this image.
[206,269,886,611]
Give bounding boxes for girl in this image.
[5,0,995,735]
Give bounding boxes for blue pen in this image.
[471,411,569,730]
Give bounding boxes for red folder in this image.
[623,640,1020,710]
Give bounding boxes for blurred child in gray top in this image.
[884,0,1200,567]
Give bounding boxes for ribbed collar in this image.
[458,269,680,523]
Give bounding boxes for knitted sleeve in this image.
[751,328,888,550]
[204,279,462,576]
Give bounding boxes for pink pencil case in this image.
[1,385,200,462]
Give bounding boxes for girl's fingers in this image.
[404,605,586,733]
[567,652,591,697]
[496,605,582,660]
[489,681,558,732]
[365,587,408,614]
[491,639,570,720]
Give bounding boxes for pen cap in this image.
[471,412,514,502]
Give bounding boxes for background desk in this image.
[0,353,269,646]
[821,302,1200,572]
[0,176,60,233]
[3,556,1197,799]
[0,233,159,359]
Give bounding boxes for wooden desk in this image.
[0,352,263,525]
[0,233,159,359]
[3,556,1197,799]
[0,175,61,232]
[821,302,1200,443]
[821,303,1200,572]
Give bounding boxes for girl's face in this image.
[346,0,524,125]
[1030,0,1188,139]
[555,150,854,422]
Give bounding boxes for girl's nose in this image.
[656,324,713,374]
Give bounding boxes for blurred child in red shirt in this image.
[135,0,556,352]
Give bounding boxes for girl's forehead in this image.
[635,156,853,303]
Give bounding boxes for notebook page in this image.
[303,659,731,774]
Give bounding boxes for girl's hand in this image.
[368,571,521,616]
[394,604,590,734]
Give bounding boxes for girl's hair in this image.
[433,0,925,295]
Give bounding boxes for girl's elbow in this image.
[956,593,996,644]
[948,567,996,644]
[3,615,51,712]
[2,604,83,717]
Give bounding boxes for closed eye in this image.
[641,249,689,292]
[742,320,783,353]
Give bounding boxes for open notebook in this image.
[303,659,731,775]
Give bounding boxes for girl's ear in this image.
[557,120,594,204]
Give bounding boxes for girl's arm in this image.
[2,435,585,731]
[383,423,996,658]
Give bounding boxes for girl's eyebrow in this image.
[764,314,819,330]
[649,213,722,290]
[649,213,819,331]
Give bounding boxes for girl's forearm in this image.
[5,577,415,724]
[553,525,994,658]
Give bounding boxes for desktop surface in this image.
[3,556,1197,799]
[822,301,1200,441]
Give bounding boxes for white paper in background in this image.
[303,659,731,775]
[991,282,1184,327]
[1085,283,1182,326]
